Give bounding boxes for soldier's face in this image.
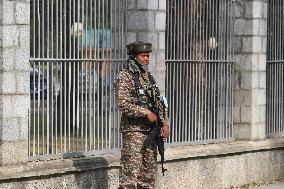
[135,53,150,65]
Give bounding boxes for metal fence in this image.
[266,0,284,137]
[166,0,234,144]
[29,0,127,160]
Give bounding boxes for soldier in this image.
[114,41,170,189]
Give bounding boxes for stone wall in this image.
[233,0,267,140]
[0,0,30,165]
[0,139,283,189]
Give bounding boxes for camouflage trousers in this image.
[119,131,157,189]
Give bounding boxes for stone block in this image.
[252,89,266,106]
[240,71,252,89]
[2,72,16,94]
[233,89,252,106]
[159,0,166,10]
[13,95,30,117]
[259,20,267,36]
[252,36,262,53]
[235,54,251,71]
[127,11,148,31]
[259,72,266,89]
[259,105,266,123]
[138,32,158,50]
[3,0,15,25]
[148,11,155,31]
[137,0,148,9]
[148,0,158,10]
[147,33,160,45]
[258,54,266,71]
[252,1,263,18]
[234,71,240,89]
[15,2,30,24]
[19,117,29,140]
[127,0,136,9]
[233,1,245,18]
[245,2,253,18]
[2,96,12,118]
[155,12,166,31]
[252,19,259,35]
[137,32,148,42]
[16,71,30,94]
[137,0,158,10]
[3,25,19,47]
[251,122,266,140]
[251,72,258,89]
[251,54,259,71]
[233,19,253,35]
[262,37,267,53]
[234,36,242,53]
[0,118,20,141]
[241,106,252,123]
[159,32,165,50]
[154,70,166,93]
[19,25,30,48]
[0,142,17,165]
[0,141,28,165]
[15,47,30,71]
[242,37,253,52]
[149,53,156,72]
[2,47,15,71]
[156,52,165,67]
[251,105,260,124]
[2,95,30,118]
[263,2,268,19]
[126,32,137,45]
[233,106,241,123]
[258,123,266,139]
[233,123,251,140]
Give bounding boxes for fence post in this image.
[233,0,267,140]
[126,0,167,95]
[0,0,30,164]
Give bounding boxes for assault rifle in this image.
[143,100,168,176]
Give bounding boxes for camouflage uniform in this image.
[114,43,168,189]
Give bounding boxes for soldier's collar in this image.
[128,57,142,74]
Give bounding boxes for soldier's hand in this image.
[145,110,157,123]
[161,124,170,138]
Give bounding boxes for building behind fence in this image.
[0,0,284,188]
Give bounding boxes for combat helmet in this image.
[126,41,152,55]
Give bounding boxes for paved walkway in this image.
[255,182,284,189]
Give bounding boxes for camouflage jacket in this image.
[113,59,168,132]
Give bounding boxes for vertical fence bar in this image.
[41,0,45,155]
[71,0,75,152]
[279,0,282,134]
[272,0,276,134]
[32,0,35,156]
